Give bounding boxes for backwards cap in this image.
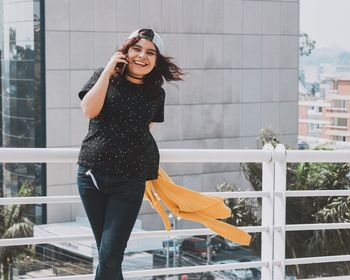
[127,28,164,53]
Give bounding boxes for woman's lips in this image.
[134,60,147,66]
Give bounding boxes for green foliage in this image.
[217,127,350,278]
[216,182,261,253]
[0,180,35,280]
[300,33,316,57]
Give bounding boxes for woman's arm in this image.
[80,52,128,119]
[80,69,111,119]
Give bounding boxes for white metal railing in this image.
[0,146,350,279]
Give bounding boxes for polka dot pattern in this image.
[77,68,165,181]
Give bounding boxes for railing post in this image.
[273,144,287,279]
[261,144,275,280]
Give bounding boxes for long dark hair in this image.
[111,35,185,100]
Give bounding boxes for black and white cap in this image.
[127,28,164,53]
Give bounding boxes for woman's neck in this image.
[126,73,144,84]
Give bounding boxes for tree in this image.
[300,33,316,57]
[216,182,262,253]
[0,181,35,280]
[217,128,350,278]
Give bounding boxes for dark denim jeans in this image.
[76,165,146,280]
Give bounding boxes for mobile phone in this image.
[115,54,128,75]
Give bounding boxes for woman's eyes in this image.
[132,47,155,56]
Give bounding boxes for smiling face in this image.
[126,38,157,79]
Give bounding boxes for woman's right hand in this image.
[103,51,128,77]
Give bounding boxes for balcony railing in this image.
[1,146,350,279]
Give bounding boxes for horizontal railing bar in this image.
[0,191,269,205]
[36,276,93,280]
[131,226,267,238]
[124,260,267,278]
[3,148,350,164]
[285,223,350,231]
[285,254,350,265]
[0,148,272,163]
[0,226,267,247]
[0,234,92,247]
[286,150,350,163]
[300,276,350,280]
[35,261,268,280]
[0,196,81,205]
[8,189,350,206]
[286,190,350,197]
[160,149,272,163]
[0,148,80,163]
[203,191,270,198]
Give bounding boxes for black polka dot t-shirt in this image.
[77,67,165,181]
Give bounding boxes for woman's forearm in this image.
[80,69,111,119]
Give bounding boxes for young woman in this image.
[76,28,183,280]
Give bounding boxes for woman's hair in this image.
[111,35,185,100]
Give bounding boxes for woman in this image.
[76,28,183,280]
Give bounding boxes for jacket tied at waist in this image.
[145,166,252,246]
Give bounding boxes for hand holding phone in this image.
[105,51,128,78]
[115,54,128,75]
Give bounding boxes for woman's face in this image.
[126,38,157,78]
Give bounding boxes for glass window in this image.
[1,0,45,226]
[2,78,35,99]
[3,21,34,42]
[3,2,35,23]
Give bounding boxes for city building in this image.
[299,75,350,149]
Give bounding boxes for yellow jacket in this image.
[145,166,252,246]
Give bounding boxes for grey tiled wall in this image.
[45,0,299,227]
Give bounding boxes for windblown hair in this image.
[110,36,185,100]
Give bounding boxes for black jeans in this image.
[76,165,146,280]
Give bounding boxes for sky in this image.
[300,0,350,50]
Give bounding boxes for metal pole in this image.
[173,217,176,268]
[273,144,287,279]
[261,144,275,280]
[206,235,214,264]
[166,241,170,268]
[206,235,210,264]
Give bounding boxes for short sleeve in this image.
[151,88,165,123]
[78,67,105,100]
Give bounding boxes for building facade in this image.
[1,0,300,230]
[0,0,46,224]
[299,76,350,149]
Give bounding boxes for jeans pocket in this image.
[77,165,103,191]
[77,165,101,195]
[85,169,101,191]
[77,176,95,198]
[77,165,89,177]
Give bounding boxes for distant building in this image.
[298,75,350,149]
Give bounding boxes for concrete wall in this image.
[45,0,299,229]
